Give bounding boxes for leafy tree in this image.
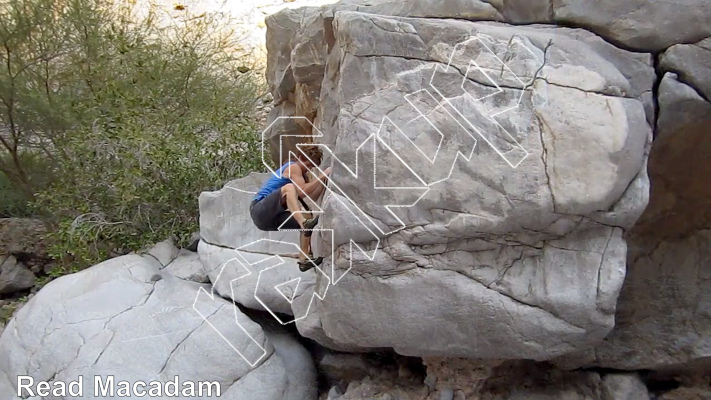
[0,0,266,266]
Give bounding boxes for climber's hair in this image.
[299,145,323,166]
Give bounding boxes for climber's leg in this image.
[280,184,306,227]
[299,232,310,263]
[281,184,319,230]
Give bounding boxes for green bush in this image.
[1,0,267,267]
[0,171,28,217]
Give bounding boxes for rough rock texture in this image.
[142,238,180,267]
[0,255,36,295]
[318,353,374,385]
[658,386,711,400]
[556,58,711,370]
[299,0,711,51]
[163,249,210,283]
[660,38,711,101]
[0,367,19,400]
[257,0,711,375]
[551,0,711,51]
[262,10,654,360]
[0,218,48,258]
[0,253,317,399]
[264,329,320,400]
[330,358,651,400]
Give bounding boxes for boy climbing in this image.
[250,145,331,272]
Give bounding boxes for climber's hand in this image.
[321,167,332,184]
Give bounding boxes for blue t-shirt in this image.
[254,162,294,201]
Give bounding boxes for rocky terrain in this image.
[1,0,710,399]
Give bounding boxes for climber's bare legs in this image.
[299,232,311,263]
[280,184,307,227]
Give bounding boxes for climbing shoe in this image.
[298,257,324,272]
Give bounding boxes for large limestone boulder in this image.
[0,253,317,399]
[264,11,653,361]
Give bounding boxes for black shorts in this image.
[250,189,301,231]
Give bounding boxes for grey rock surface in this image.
[0,256,36,295]
[0,368,20,400]
[162,249,209,283]
[661,37,711,101]
[264,330,319,400]
[501,372,649,400]
[266,0,711,65]
[143,238,180,267]
[333,0,502,20]
[558,228,711,370]
[0,253,317,399]
[552,0,711,51]
[658,386,711,400]
[327,386,344,400]
[599,373,650,400]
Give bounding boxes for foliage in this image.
[0,0,267,267]
[0,170,28,217]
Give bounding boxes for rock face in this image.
[0,218,47,257]
[3,0,709,398]
[551,0,711,51]
[659,39,711,101]
[555,47,711,370]
[0,253,317,399]
[260,7,654,360]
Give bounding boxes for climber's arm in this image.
[285,164,329,199]
[304,167,331,199]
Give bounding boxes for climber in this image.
[250,145,331,272]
